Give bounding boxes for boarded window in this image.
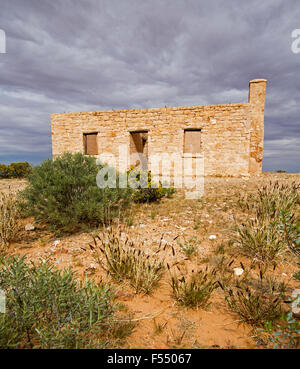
[83,133,98,155]
[184,129,201,154]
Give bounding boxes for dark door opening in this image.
[130,131,148,169]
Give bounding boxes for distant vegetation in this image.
[0,162,32,179]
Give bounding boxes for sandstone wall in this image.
[51,79,266,177]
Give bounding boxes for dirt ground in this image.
[3,172,300,349]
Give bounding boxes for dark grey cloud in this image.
[0,0,299,171]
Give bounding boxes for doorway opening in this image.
[129,131,148,169]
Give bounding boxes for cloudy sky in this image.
[0,0,299,172]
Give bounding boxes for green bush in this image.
[128,167,176,203]
[19,153,133,232]
[0,255,127,348]
[0,162,32,179]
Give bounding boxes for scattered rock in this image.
[233,267,244,276]
[84,263,97,276]
[25,223,35,231]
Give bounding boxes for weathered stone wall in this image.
[248,79,267,175]
[51,79,266,177]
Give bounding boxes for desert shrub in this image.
[0,255,128,349]
[0,162,32,179]
[19,153,133,232]
[0,192,19,252]
[92,227,165,294]
[236,218,286,264]
[219,267,283,327]
[128,167,176,203]
[169,266,218,308]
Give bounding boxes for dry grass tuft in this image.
[168,264,218,308]
[0,191,19,252]
[91,227,165,294]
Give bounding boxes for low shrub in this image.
[128,167,176,203]
[92,227,165,294]
[0,192,19,252]
[19,153,133,232]
[0,255,128,348]
[0,162,32,179]
[169,265,218,308]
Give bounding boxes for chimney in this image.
[249,79,267,109]
[248,79,267,175]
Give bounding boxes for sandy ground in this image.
[2,172,300,348]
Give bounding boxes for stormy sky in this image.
[0,0,299,172]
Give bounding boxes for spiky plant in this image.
[168,265,218,308]
[91,227,165,294]
[219,265,283,327]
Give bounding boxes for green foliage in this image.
[92,227,165,294]
[177,236,198,257]
[128,167,176,203]
[0,162,32,179]
[19,153,133,232]
[0,192,19,251]
[0,255,125,349]
[169,265,218,308]
[264,312,300,349]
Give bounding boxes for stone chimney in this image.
[248,79,267,175]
